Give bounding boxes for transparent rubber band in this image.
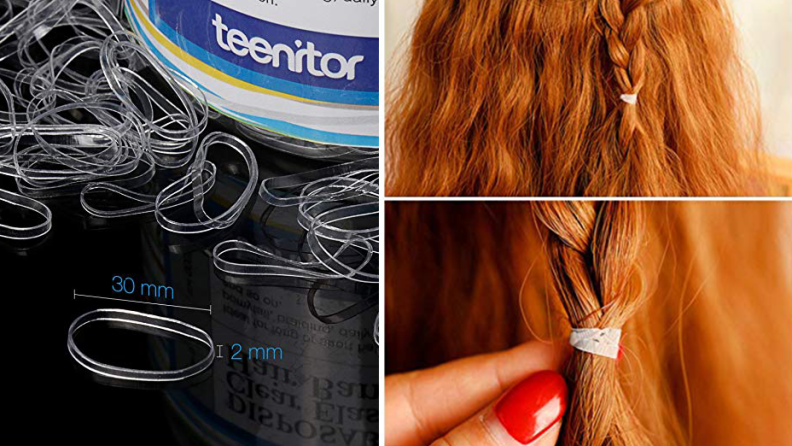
[569,328,621,359]
[0,78,15,154]
[100,31,207,168]
[373,313,380,346]
[67,308,214,382]
[620,93,638,105]
[7,123,141,184]
[212,192,378,283]
[215,154,378,283]
[4,120,148,199]
[0,0,79,47]
[212,238,372,281]
[306,282,377,324]
[80,161,216,218]
[154,132,259,234]
[1,0,379,296]
[0,187,51,239]
[305,232,377,283]
[298,200,379,246]
[259,157,378,207]
[0,24,206,233]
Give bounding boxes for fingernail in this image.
[493,371,568,444]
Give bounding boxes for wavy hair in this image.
[385,201,792,445]
[386,0,763,196]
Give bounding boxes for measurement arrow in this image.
[74,290,212,314]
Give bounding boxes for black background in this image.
[1,142,379,444]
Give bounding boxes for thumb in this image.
[432,371,567,446]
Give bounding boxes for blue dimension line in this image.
[73,290,212,314]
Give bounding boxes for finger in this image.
[432,371,567,446]
[386,341,567,446]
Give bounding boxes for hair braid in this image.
[534,201,654,446]
[389,0,762,196]
[596,0,674,196]
[600,0,648,101]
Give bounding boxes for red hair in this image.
[386,201,792,445]
[387,0,764,196]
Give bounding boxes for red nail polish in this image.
[494,371,568,444]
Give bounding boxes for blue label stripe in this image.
[126,2,378,148]
[153,19,377,106]
[155,0,378,91]
[229,110,379,148]
[151,0,378,105]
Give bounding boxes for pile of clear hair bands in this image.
[1,0,379,382]
[0,0,378,281]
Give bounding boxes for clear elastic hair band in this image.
[620,93,638,105]
[67,308,214,382]
[569,328,621,359]
[0,187,52,240]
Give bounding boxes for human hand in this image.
[386,342,568,446]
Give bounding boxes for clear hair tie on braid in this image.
[569,328,622,359]
[620,93,638,105]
